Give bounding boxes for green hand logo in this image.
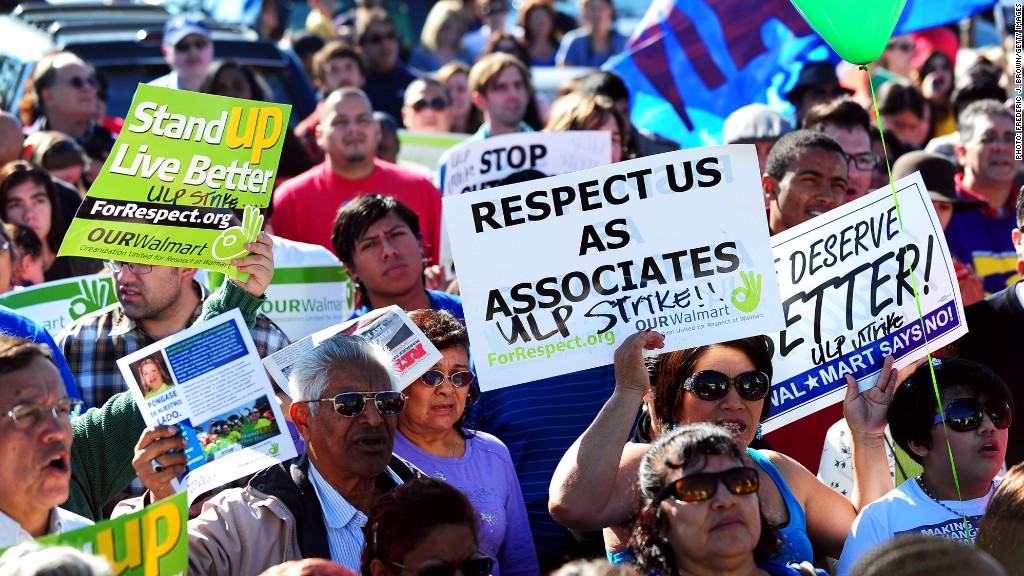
[69,278,117,319]
[731,271,763,313]
[211,205,264,261]
[269,443,279,455]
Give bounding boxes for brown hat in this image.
[890,151,984,214]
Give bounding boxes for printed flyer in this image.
[264,305,442,394]
[116,309,297,503]
[762,173,968,433]
[33,492,188,576]
[0,274,116,336]
[444,145,785,389]
[58,85,291,281]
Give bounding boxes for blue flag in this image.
[607,0,996,147]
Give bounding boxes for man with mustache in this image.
[945,99,1022,295]
[272,88,442,265]
[187,335,421,575]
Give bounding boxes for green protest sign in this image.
[58,85,291,281]
[0,274,117,335]
[34,492,187,575]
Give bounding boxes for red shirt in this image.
[271,159,442,264]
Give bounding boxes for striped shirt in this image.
[307,461,403,572]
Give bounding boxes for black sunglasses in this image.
[310,391,406,418]
[385,556,495,576]
[419,370,474,388]
[933,397,1012,432]
[411,97,448,112]
[660,467,760,503]
[682,370,771,402]
[66,75,97,90]
[364,30,397,45]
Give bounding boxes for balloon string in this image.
[862,64,970,539]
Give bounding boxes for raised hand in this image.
[614,330,664,393]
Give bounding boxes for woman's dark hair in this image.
[888,357,1014,464]
[651,336,774,429]
[631,423,782,576]
[517,0,561,47]
[0,160,63,253]
[877,81,926,119]
[407,308,478,433]
[977,462,1024,571]
[361,478,479,576]
[199,59,273,102]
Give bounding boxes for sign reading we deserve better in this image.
[58,85,290,281]
[762,173,968,433]
[445,146,784,389]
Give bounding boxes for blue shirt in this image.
[349,290,464,321]
[746,448,814,570]
[0,305,81,402]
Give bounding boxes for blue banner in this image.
[768,299,960,419]
[608,0,996,147]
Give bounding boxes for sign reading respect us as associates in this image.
[58,85,291,281]
[444,145,785,389]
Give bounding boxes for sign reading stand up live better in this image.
[444,145,785,390]
[58,85,291,281]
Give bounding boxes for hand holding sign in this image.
[731,271,763,313]
[229,232,275,297]
[212,205,264,261]
[843,355,897,438]
[613,330,665,394]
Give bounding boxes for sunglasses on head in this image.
[411,97,448,112]
[660,467,760,503]
[682,370,771,402]
[385,556,495,576]
[419,370,474,388]
[310,391,406,417]
[933,397,1012,432]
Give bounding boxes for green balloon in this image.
[790,0,908,65]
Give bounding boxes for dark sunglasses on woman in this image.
[385,555,495,576]
[933,397,1012,432]
[682,370,771,402]
[419,370,474,388]
[660,467,760,503]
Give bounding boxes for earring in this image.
[755,424,763,440]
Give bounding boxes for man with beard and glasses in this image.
[272,88,442,264]
[945,99,1023,296]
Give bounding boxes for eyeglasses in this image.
[682,370,771,402]
[933,397,1012,432]
[659,467,760,503]
[103,260,153,275]
[176,38,210,52]
[384,556,496,576]
[364,30,397,45]
[846,152,881,171]
[3,397,84,429]
[64,75,97,90]
[886,40,915,52]
[419,370,474,388]
[308,391,407,418]
[410,97,448,112]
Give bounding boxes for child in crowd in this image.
[837,358,1012,575]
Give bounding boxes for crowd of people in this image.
[0,0,1024,575]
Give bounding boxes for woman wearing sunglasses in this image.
[392,309,538,576]
[836,358,1012,575]
[633,422,826,576]
[362,477,496,576]
[551,330,896,569]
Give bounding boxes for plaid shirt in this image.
[58,281,291,409]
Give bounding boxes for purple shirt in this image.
[393,430,539,576]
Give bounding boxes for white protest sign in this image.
[116,308,297,504]
[0,274,116,336]
[762,173,968,434]
[441,130,612,196]
[445,145,785,390]
[263,305,444,395]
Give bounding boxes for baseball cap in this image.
[164,14,211,48]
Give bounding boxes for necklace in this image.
[915,475,994,518]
